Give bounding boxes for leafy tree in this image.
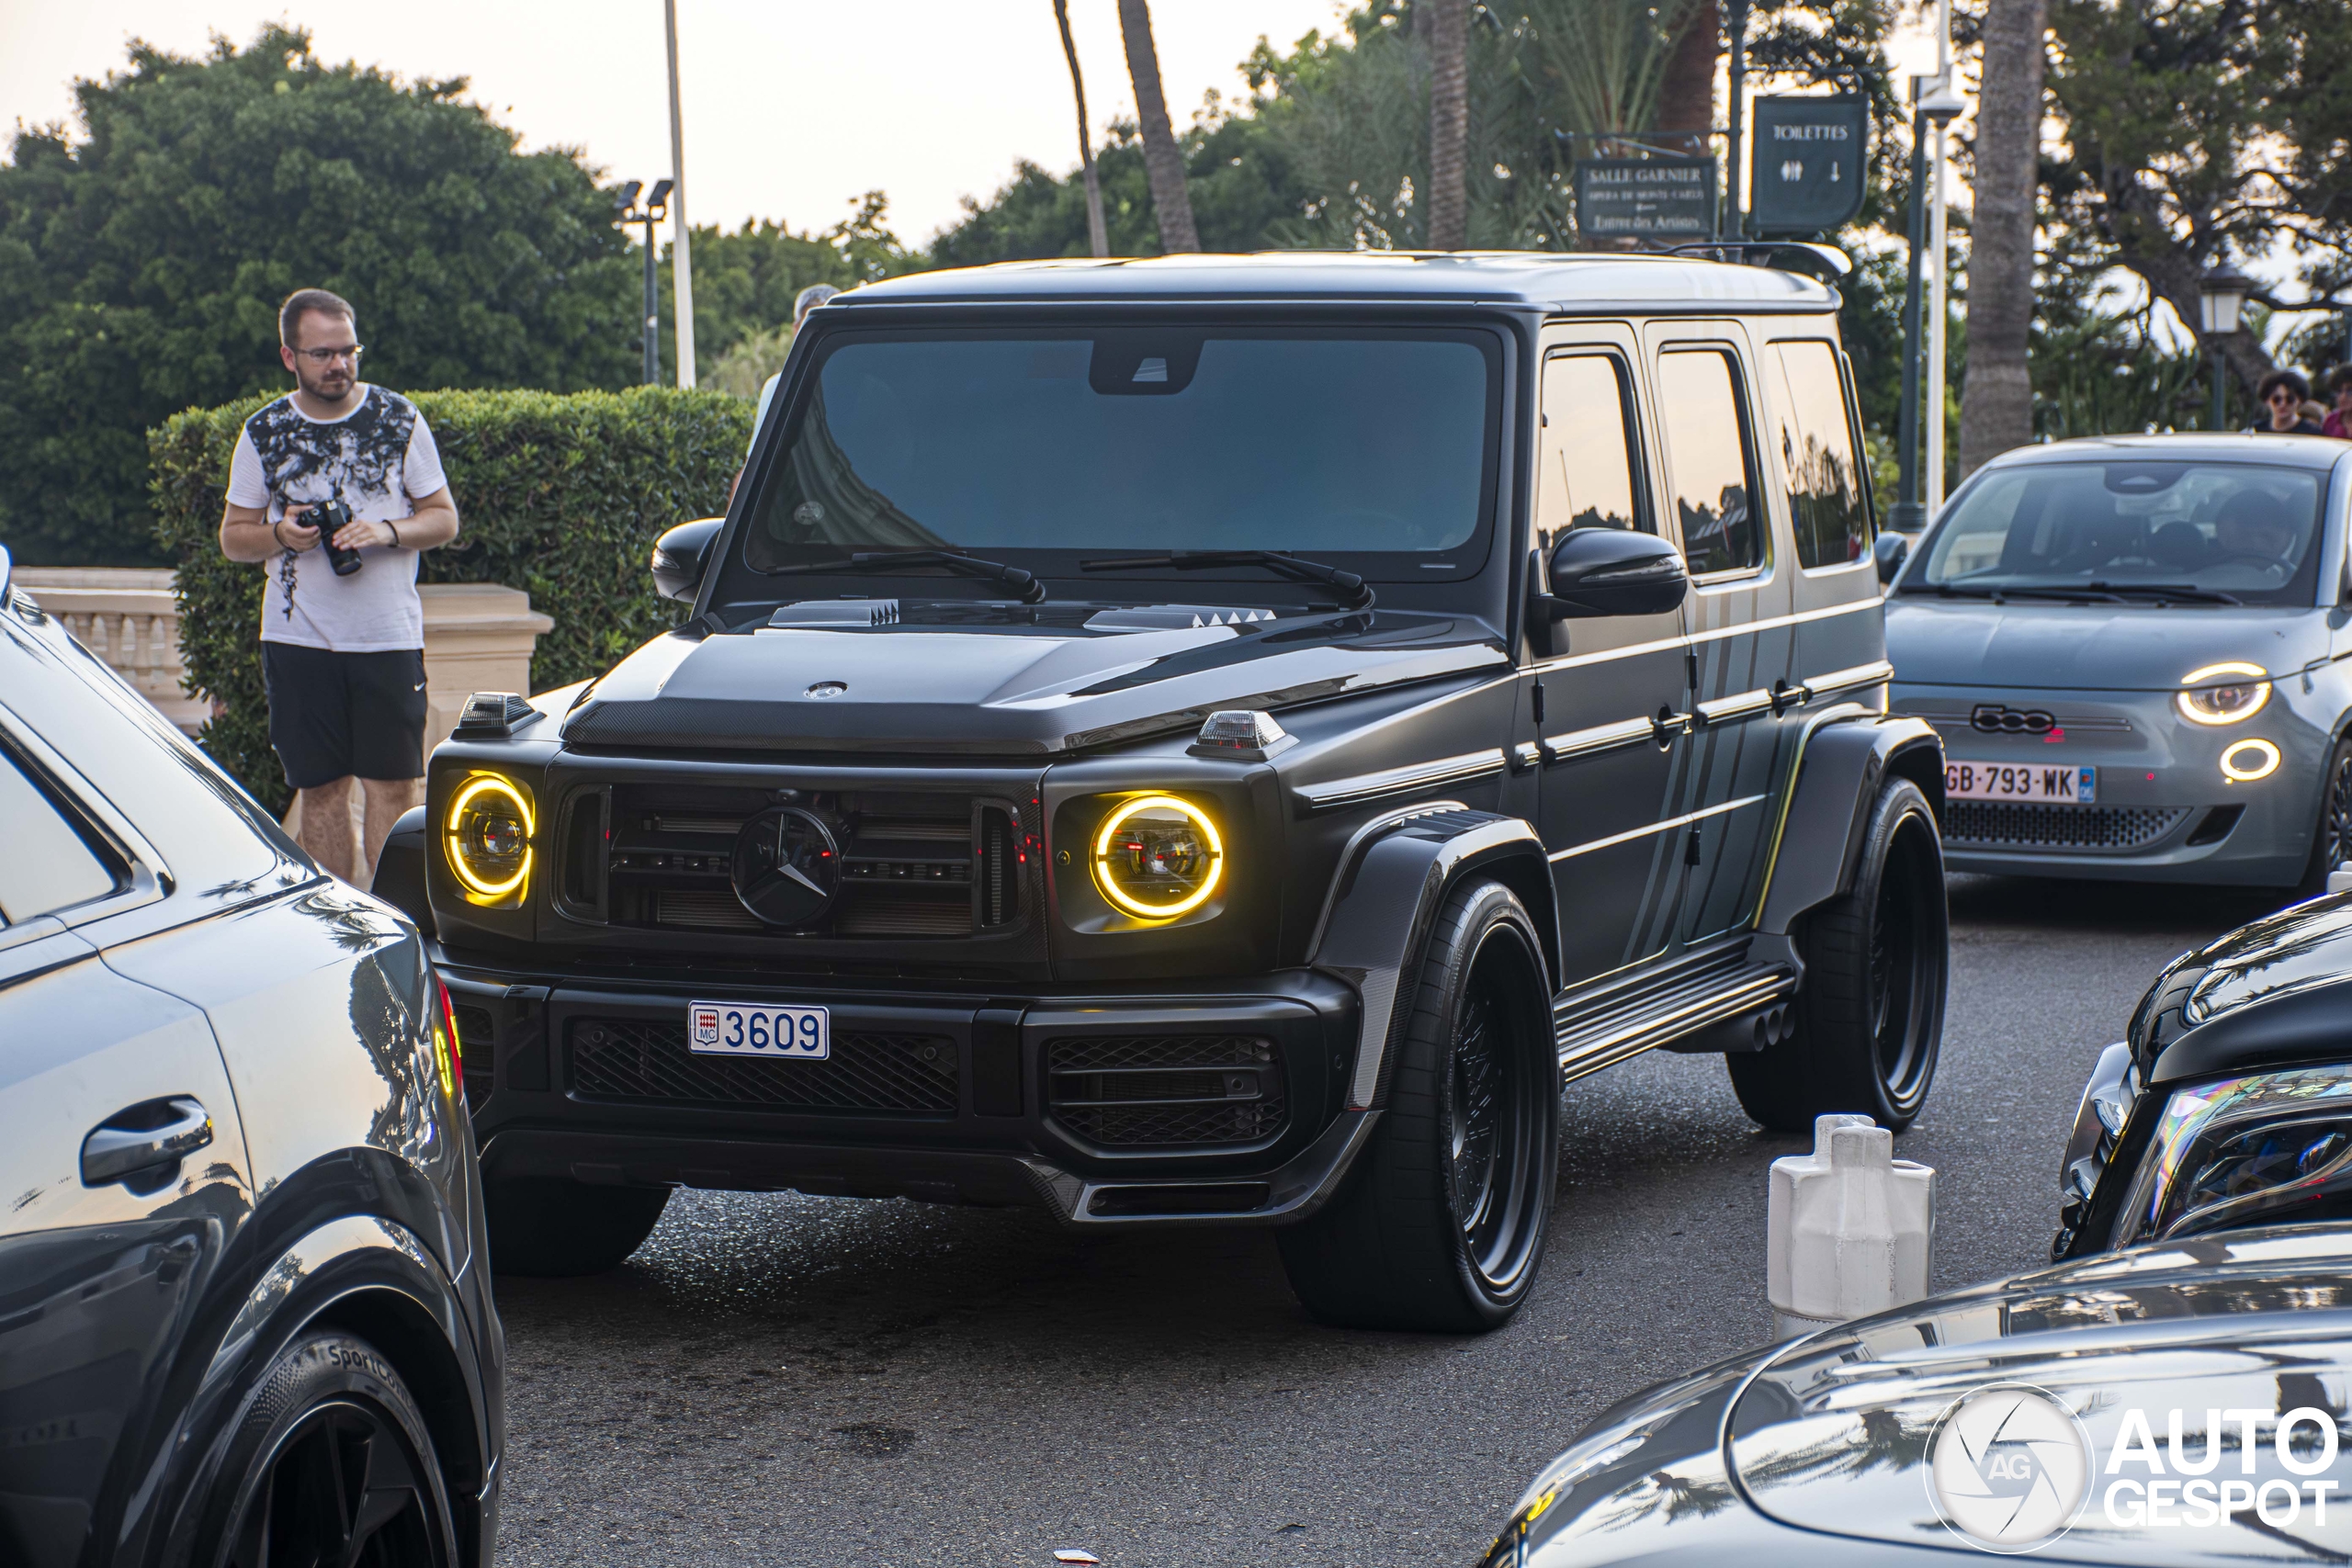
[652,193,917,385]
[0,25,639,566]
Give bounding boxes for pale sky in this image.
[1,1,1351,244]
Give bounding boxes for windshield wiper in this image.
[766,549,1046,604]
[1078,549,1376,611]
[2087,581,2244,605]
[1908,582,2125,603]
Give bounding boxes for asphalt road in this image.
[489,875,2289,1568]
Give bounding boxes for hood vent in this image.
[767,599,900,628]
[1084,604,1279,632]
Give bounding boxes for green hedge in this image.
[152,387,752,812]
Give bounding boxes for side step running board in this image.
[1555,964,1797,1083]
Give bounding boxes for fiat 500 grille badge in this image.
[731,806,842,925]
[1971,704,2056,735]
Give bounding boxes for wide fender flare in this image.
[1306,806,1556,1112]
[1754,710,1944,938]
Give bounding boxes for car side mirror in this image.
[651,517,724,603]
[1874,531,1911,586]
[1537,529,1688,621]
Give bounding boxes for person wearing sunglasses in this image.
[2249,367,2325,434]
[215,288,460,884]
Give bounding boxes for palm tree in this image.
[1053,0,1110,258]
[1116,0,1201,253]
[1425,0,1471,249]
[1959,0,2048,473]
[1655,0,1719,155]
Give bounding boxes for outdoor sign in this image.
[1748,96,1868,235]
[1575,157,1716,240]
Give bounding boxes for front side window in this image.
[1915,461,2327,606]
[1655,349,1761,576]
[1767,341,1871,570]
[1534,354,1645,558]
[0,750,116,925]
[744,329,1498,576]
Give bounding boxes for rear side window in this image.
[1655,349,1762,576]
[0,750,116,924]
[1534,354,1646,555]
[1767,341,1872,570]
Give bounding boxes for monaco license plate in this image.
[686,1000,830,1060]
[1945,761,2097,806]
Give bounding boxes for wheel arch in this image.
[1754,711,1944,939]
[1307,807,1556,1114]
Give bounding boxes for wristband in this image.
[272,518,289,550]
[387,520,401,548]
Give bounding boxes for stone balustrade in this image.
[12,568,209,732]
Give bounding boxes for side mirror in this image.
[1538,528,1689,621]
[1874,531,1911,586]
[650,517,724,603]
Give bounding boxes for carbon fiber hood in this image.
[558,612,1507,756]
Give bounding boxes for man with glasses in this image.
[217,288,460,883]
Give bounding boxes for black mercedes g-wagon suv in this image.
[377,249,1949,1332]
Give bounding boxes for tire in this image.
[199,1330,459,1568]
[1278,877,1559,1333]
[487,1177,672,1276]
[1728,777,1948,1134]
[2298,735,2352,896]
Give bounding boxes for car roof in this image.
[1980,431,2351,472]
[830,250,1842,314]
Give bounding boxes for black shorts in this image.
[262,643,428,789]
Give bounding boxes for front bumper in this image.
[435,951,1368,1228]
[1894,682,2327,885]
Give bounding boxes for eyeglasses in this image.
[292,344,365,365]
[2267,389,2299,404]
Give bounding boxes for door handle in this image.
[1653,706,1692,747]
[81,1097,212,1188]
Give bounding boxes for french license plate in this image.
[686,1000,830,1060]
[1945,761,2097,805]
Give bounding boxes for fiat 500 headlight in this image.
[2116,1066,2352,1247]
[445,773,535,906]
[2177,661,2272,725]
[1091,795,1223,919]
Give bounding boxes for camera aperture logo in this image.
[1928,1385,2094,1552]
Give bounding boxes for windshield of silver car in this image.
[1913,460,2326,605]
[742,330,1498,577]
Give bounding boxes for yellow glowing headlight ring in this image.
[1091,795,1224,920]
[444,773,535,902]
[2221,738,2282,783]
[2176,661,2272,726]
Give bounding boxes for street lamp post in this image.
[614,179,673,387]
[1891,76,1966,535]
[2198,259,2251,433]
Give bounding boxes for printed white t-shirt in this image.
[225,385,448,650]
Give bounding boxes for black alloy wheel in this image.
[203,1332,459,1568]
[2300,737,2352,895]
[1279,878,1559,1333]
[1727,777,1949,1133]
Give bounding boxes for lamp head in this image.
[1915,74,1967,125]
[612,180,641,215]
[646,177,674,220]
[2199,257,2254,337]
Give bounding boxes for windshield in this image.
[1913,460,2328,605]
[743,328,1498,579]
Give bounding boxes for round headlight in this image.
[2221,738,2282,783]
[1091,795,1223,919]
[445,774,534,902]
[2176,661,2271,725]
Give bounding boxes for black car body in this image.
[2055,889,2352,1259]
[378,250,1949,1330]
[1481,1224,2352,1566]
[0,548,503,1565]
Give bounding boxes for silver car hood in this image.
[1885,598,2324,691]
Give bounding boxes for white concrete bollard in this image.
[1768,1113,1935,1339]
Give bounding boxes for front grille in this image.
[451,1003,494,1112]
[1944,801,2189,851]
[569,1017,957,1114]
[567,783,1033,940]
[1046,1034,1286,1147]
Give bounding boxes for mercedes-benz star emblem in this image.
[1926,1383,2092,1553]
[805,681,848,700]
[731,806,842,926]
